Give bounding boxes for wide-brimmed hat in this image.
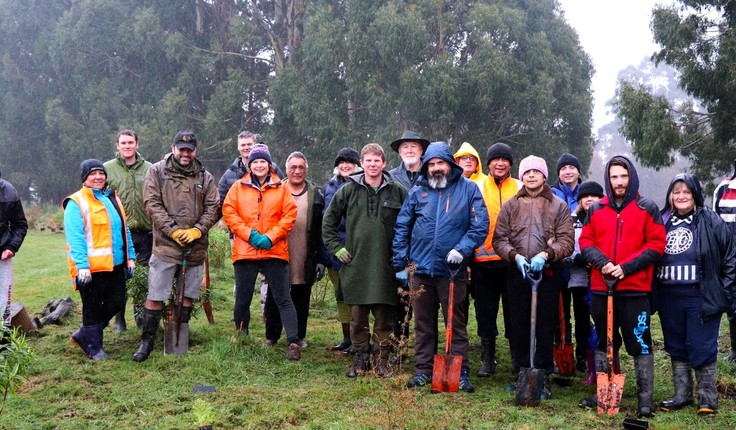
[389,130,430,153]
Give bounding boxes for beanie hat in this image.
[577,180,604,199]
[334,147,360,167]
[518,155,548,180]
[80,159,106,182]
[486,142,514,166]
[248,143,272,165]
[556,153,582,175]
[173,131,197,150]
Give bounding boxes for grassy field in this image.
[3,230,736,429]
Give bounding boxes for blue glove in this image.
[530,254,547,273]
[249,230,262,249]
[395,270,409,285]
[257,234,273,250]
[515,255,530,279]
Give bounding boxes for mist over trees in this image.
[0,0,593,203]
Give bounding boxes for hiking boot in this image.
[540,373,552,400]
[579,395,597,409]
[346,351,370,378]
[695,362,718,415]
[114,308,127,333]
[635,354,656,418]
[132,308,162,363]
[660,359,693,412]
[406,372,431,388]
[375,357,393,378]
[478,337,497,377]
[286,343,301,361]
[459,367,475,393]
[327,323,352,351]
[296,339,308,349]
[263,339,277,347]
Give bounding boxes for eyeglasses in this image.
[458,156,475,162]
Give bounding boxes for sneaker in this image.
[286,343,301,361]
[297,339,308,349]
[406,372,431,388]
[263,339,277,347]
[459,368,475,393]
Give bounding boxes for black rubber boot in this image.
[88,325,111,360]
[579,350,608,409]
[328,323,352,351]
[132,308,162,362]
[660,359,693,412]
[477,337,497,377]
[70,325,92,357]
[635,354,656,418]
[345,351,370,378]
[725,318,736,362]
[114,299,127,333]
[695,362,718,415]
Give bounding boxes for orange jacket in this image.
[222,172,297,262]
[474,175,522,262]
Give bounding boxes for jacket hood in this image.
[603,155,639,208]
[453,142,482,175]
[661,173,705,215]
[420,142,461,176]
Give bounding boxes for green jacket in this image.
[104,153,152,232]
[322,172,407,305]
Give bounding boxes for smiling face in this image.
[337,161,357,178]
[116,133,139,165]
[361,152,386,182]
[172,145,196,166]
[398,141,423,169]
[522,169,545,193]
[488,157,511,179]
[84,170,107,190]
[237,136,255,159]
[670,181,695,215]
[287,157,307,186]
[558,165,580,187]
[250,159,270,181]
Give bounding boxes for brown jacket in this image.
[144,153,219,265]
[492,185,574,263]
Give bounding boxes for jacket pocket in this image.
[380,200,402,226]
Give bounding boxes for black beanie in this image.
[80,159,106,182]
[577,180,604,199]
[334,147,360,167]
[556,153,582,175]
[486,142,514,166]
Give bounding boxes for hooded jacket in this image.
[453,142,487,187]
[392,143,489,277]
[579,156,666,294]
[654,173,736,317]
[104,152,153,232]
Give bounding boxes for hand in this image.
[170,229,186,247]
[77,268,92,289]
[395,270,408,285]
[336,247,352,264]
[180,228,202,244]
[446,249,463,265]
[126,260,136,279]
[249,230,262,249]
[257,234,273,250]
[316,264,325,281]
[1,249,14,260]
[515,255,530,279]
[529,254,547,272]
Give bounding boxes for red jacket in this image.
[579,156,666,294]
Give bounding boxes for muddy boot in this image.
[660,359,693,412]
[346,351,370,378]
[375,348,392,378]
[286,342,301,361]
[328,323,352,351]
[579,350,608,408]
[478,337,497,377]
[635,354,655,418]
[114,302,127,333]
[725,318,736,362]
[695,362,718,415]
[132,308,162,362]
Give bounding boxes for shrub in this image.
[0,325,34,415]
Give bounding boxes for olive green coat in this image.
[104,153,152,232]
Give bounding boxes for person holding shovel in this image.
[392,142,488,392]
[492,155,574,400]
[654,173,736,415]
[132,131,219,362]
[578,155,666,417]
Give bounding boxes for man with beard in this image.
[393,142,488,392]
[388,131,430,190]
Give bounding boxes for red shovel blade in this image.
[596,371,626,415]
[431,354,462,393]
[553,343,576,376]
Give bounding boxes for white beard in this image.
[428,175,448,189]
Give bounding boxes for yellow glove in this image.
[170,229,187,247]
[180,228,202,244]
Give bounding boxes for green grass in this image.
[3,231,736,429]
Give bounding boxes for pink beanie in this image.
[518,155,548,180]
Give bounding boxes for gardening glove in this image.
[126,260,136,279]
[395,270,408,285]
[315,264,325,281]
[529,254,547,273]
[180,227,202,244]
[446,249,463,265]
[76,268,92,290]
[257,234,273,250]
[336,247,352,264]
[170,229,187,247]
[515,255,530,279]
[248,230,262,249]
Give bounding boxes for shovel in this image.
[596,276,625,414]
[431,260,463,393]
[515,270,546,406]
[164,247,191,356]
[553,291,576,377]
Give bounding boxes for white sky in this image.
[556,0,674,130]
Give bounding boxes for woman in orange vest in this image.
[63,159,136,360]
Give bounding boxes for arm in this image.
[491,200,515,262]
[322,185,348,255]
[193,173,221,235]
[4,199,28,254]
[143,164,178,238]
[391,190,416,271]
[222,185,253,241]
[263,188,297,243]
[618,200,666,275]
[579,205,612,269]
[547,201,574,261]
[453,185,489,258]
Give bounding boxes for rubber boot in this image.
[346,351,370,378]
[477,337,497,377]
[165,306,191,355]
[579,350,607,408]
[634,354,656,418]
[114,299,127,333]
[695,362,718,415]
[88,325,111,360]
[660,359,693,412]
[70,324,92,357]
[328,323,352,351]
[132,308,162,362]
[725,318,736,362]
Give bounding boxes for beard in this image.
[428,170,449,189]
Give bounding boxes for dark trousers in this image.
[264,282,312,341]
[558,286,591,360]
[348,303,394,354]
[233,259,299,344]
[471,263,511,339]
[78,265,127,326]
[591,293,653,357]
[507,268,560,371]
[659,286,720,368]
[131,230,153,265]
[412,273,470,374]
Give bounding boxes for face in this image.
[172,145,196,166]
[488,157,511,179]
[558,165,580,187]
[608,165,630,200]
[116,134,139,163]
[456,155,478,178]
[361,152,386,181]
[250,159,270,180]
[238,137,256,159]
[398,141,423,166]
[579,194,600,211]
[337,161,357,178]
[522,169,545,192]
[670,181,695,215]
[84,170,106,190]
[287,157,307,186]
[427,158,451,179]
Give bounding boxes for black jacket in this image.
[0,178,28,254]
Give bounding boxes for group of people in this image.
[34,126,735,418]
